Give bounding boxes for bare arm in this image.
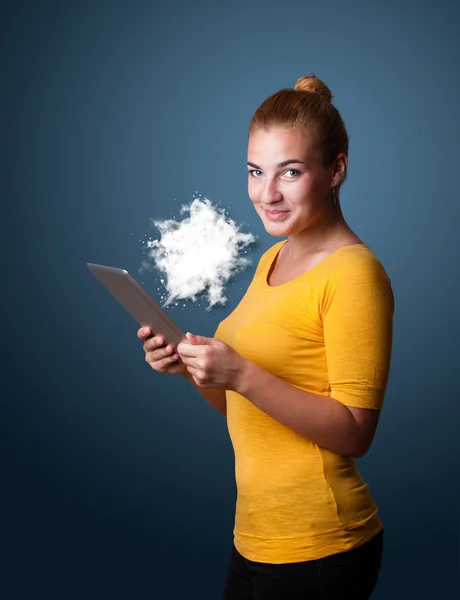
[181,370,227,416]
[229,253,391,457]
[235,360,379,457]
[138,327,227,417]
[178,334,379,456]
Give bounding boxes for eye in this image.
[248,169,263,178]
[284,169,300,178]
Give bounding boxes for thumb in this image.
[186,332,214,345]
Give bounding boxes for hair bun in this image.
[294,75,333,103]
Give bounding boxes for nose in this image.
[262,177,283,205]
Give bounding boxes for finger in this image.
[149,345,175,361]
[185,332,214,345]
[187,366,209,387]
[187,365,206,379]
[144,336,165,352]
[177,342,200,358]
[164,362,185,375]
[147,352,179,371]
[178,354,198,368]
[137,327,152,340]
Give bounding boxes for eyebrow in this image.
[247,159,305,169]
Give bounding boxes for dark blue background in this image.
[3,0,459,598]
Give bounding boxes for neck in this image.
[285,204,354,259]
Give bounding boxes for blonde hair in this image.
[249,75,349,185]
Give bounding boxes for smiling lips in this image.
[264,209,289,221]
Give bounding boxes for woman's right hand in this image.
[137,327,187,375]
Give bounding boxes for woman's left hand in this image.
[177,332,248,391]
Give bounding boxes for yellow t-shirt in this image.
[214,241,394,564]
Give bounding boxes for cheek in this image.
[291,180,319,205]
[247,179,259,203]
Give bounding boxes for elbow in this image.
[326,441,369,458]
[346,417,379,458]
[349,439,373,458]
[343,448,366,459]
[344,434,371,458]
[351,447,368,459]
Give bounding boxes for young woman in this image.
[138,75,394,599]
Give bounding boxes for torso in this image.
[267,235,364,287]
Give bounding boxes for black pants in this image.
[222,529,384,600]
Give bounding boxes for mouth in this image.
[264,209,290,221]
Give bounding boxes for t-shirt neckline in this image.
[264,241,368,290]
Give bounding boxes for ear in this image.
[331,153,347,188]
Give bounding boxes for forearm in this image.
[181,371,226,416]
[236,361,362,456]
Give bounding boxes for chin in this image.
[261,215,294,235]
[263,223,289,236]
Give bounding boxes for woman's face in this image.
[247,127,335,238]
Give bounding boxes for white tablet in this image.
[87,262,185,349]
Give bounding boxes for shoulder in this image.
[324,244,390,282]
[317,245,394,311]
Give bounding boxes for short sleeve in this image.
[321,252,394,410]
